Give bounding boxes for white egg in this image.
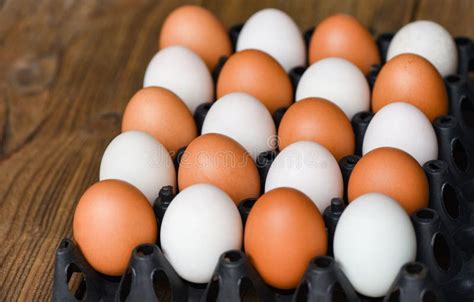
[387,20,458,77]
[334,192,416,297]
[99,130,176,204]
[201,92,276,160]
[143,45,214,113]
[265,141,343,212]
[160,183,242,283]
[295,57,370,119]
[236,8,306,71]
[363,102,438,165]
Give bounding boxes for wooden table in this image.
[0,0,473,300]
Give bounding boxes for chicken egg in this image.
[387,20,458,77]
[178,133,260,205]
[160,183,242,283]
[216,49,293,114]
[265,141,343,212]
[348,147,429,214]
[278,97,355,161]
[245,187,327,289]
[73,179,157,276]
[372,53,448,121]
[201,92,276,160]
[122,87,197,156]
[309,14,380,75]
[363,102,438,165]
[143,45,213,113]
[100,131,176,204]
[159,5,232,70]
[236,8,305,71]
[334,192,416,297]
[296,57,370,119]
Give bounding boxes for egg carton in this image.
[53,26,474,302]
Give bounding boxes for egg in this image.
[178,133,260,204]
[100,131,176,204]
[278,97,355,161]
[295,57,370,119]
[387,20,458,77]
[244,187,327,289]
[216,49,293,114]
[348,147,429,214]
[265,141,343,212]
[201,92,276,160]
[308,14,380,75]
[363,102,438,165]
[122,87,197,156]
[372,53,448,121]
[160,183,242,283]
[236,8,305,71]
[334,192,416,297]
[73,179,157,276]
[159,5,232,70]
[143,45,213,113]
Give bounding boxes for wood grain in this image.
[0,0,472,300]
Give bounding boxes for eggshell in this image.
[309,14,380,75]
[160,184,242,283]
[265,141,343,212]
[178,133,260,204]
[122,87,197,155]
[216,49,293,114]
[236,8,305,71]
[73,179,157,276]
[372,53,448,121]
[348,147,429,214]
[245,187,327,289]
[334,192,416,297]
[387,20,458,77]
[100,131,176,204]
[159,5,232,70]
[278,97,354,161]
[295,57,370,119]
[201,92,276,160]
[143,45,214,113]
[363,102,438,165]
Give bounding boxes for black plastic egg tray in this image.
[53,25,474,302]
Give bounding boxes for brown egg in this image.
[122,87,197,156]
[348,147,429,214]
[178,133,260,204]
[73,179,157,276]
[245,187,327,289]
[278,97,355,161]
[159,5,232,70]
[309,14,380,75]
[216,49,293,114]
[372,53,448,121]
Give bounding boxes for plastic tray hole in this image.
[153,270,171,301]
[442,183,460,219]
[438,116,453,125]
[313,257,332,268]
[388,288,400,302]
[59,239,71,249]
[451,139,469,173]
[224,251,242,263]
[332,282,348,302]
[206,276,220,302]
[460,96,474,128]
[66,263,86,300]
[422,290,438,302]
[294,281,309,302]
[119,268,132,302]
[445,75,461,84]
[427,161,442,172]
[357,112,373,123]
[455,37,471,46]
[405,263,424,275]
[239,277,257,302]
[136,245,154,257]
[416,209,435,221]
[432,233,451,271]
